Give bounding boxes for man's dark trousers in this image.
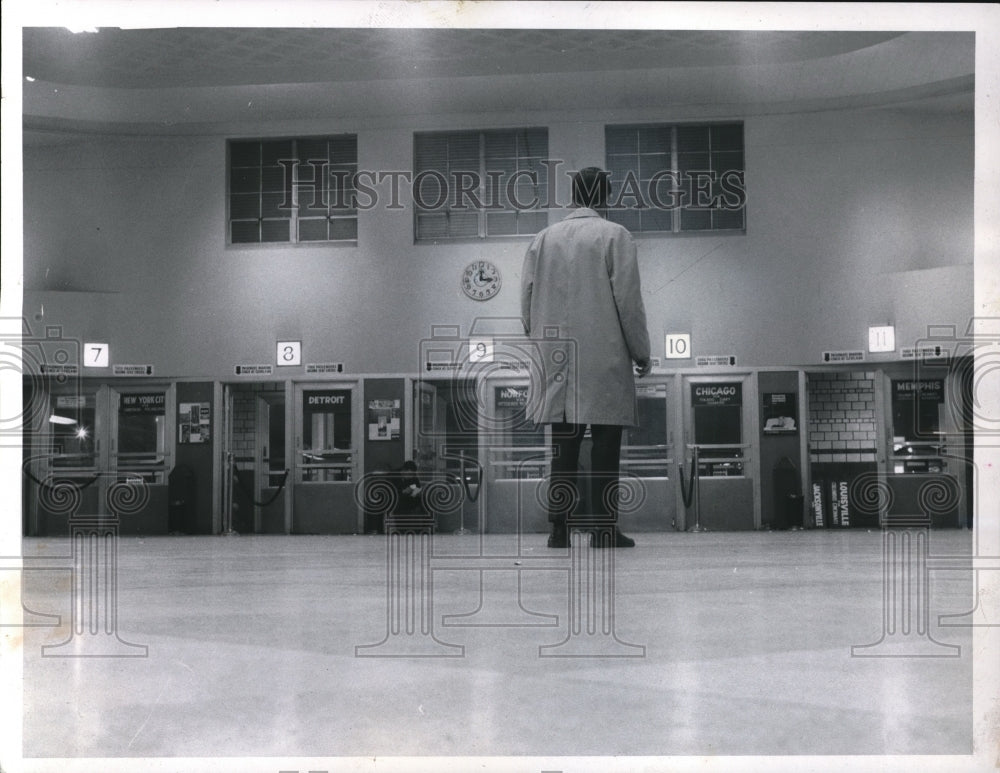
[548,422,623,526]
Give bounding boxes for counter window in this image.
[891,379,946,474]
[300,389,353,482]
[691,382,745,477]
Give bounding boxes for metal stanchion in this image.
[681,445,705,532]
[222,452,239,536]
[453,450,474,535]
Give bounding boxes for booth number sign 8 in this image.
[277,341,302,366]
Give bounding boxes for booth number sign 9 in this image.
[462,261,501,301]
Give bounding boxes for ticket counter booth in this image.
[481,375,677,534]
[681,375,757,530]
[25,381,174,536]
[221,382,289,534]
[883,365,968,528]
[481,377,547,534]
[412,378,481,533]
[621,379,678,531]
[292,382,362,533]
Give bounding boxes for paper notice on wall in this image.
[114,364,154,376]
[306,363,345,374]
[179,401,211,444]
[822,351,865,363]
[234,364,274,376]
[762,392,798,433]
[696,355,737,367]
[368,399,400,441]
[901,346,946,360]
[40,364,80,376]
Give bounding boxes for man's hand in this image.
[634,359,652,378]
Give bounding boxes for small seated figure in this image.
[394,460,425,515]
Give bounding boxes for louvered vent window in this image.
[413,128,550,241]
[605,123,746,234]
[228,135,358,244]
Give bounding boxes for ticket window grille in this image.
[489,386,547,481]
[623,384,672,478]
[299,390,354,483]
[35,387,169,484]
[692,384,746,478]
[47,390,99,473]
[890,379,947,474]
[115,391,169,485]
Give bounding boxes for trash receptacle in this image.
[772,456,801,530]
[168,464,196,534]
[784,493,805,530]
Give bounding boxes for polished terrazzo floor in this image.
[14,529,984,770]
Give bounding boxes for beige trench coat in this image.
[520,208,651,427]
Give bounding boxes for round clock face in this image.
[462,260,502,301]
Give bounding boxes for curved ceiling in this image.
[23,28,908,87]
[20,28,974,140]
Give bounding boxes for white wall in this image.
[21,101,973,377]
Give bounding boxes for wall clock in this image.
[461,260,502,301]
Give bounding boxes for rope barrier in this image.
[456,465,481,504]
[231,464,290,507]
[678,455,697,509]
[444,449,482,504]
[22,465,101,493]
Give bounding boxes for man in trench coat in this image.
[520,167,652,548]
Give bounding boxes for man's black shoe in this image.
[590,528,635,548]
